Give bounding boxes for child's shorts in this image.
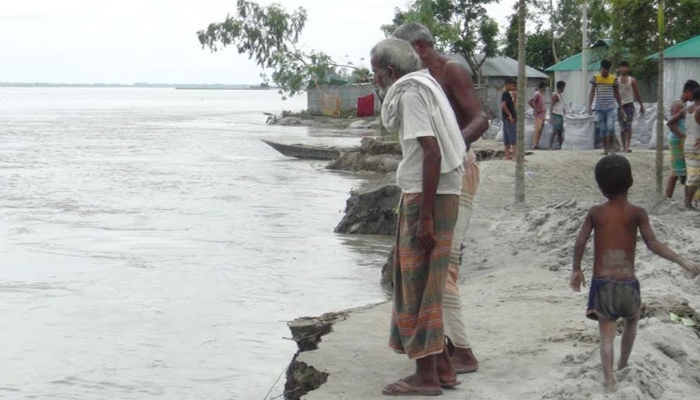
[586,277,641,321]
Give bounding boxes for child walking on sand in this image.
[570,155,700,392]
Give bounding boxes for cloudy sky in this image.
[0,0,518,84]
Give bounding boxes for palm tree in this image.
[515,0,526,203]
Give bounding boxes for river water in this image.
[0,88,390,399]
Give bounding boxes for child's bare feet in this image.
[605,376,616,392]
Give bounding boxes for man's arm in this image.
[614,84,623,108]
[502,101,514,122]
[571,209,594,291]
[632,78,645,114]
[417,136,441,253]
[667,104,687,138]
[527,94,536,110]
[443,62,488,145]
[638,208,700,276]
[588,85,596,114]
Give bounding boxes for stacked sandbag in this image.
[562,112,596,150]
[630,103,654,148]
[648,104,671,150]
[537,121,556,150]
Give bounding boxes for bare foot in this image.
[605,377,616,392]
[436,349,460,387]
[382,374,442,396]
[618,359,628,370]
[451,347,479,374]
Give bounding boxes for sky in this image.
[0,0,519,84]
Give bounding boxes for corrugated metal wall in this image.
[307,85,379,113]
[664,59,700,108]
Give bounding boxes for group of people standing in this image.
[501,59,648,157]
[368,22,700,396]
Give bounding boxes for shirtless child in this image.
[570,155,700,392]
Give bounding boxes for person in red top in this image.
[528,81,548,149]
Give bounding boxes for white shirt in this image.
[397,90,463,195]
[619,76,635,105]
[552,92,565,115]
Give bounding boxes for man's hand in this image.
[640,106,646,115]
[682,262,700,278]
[620,110,628,123]
[587,107,593,115]
[416,215,437,254]
[508,116,515,124]
[570,270,586,292]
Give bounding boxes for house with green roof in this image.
[647,34,700,107]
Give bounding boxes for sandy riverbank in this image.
[288,146,700,400]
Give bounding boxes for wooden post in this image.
[656,0,665,198]
[515,0,526,204]
[581,0,588,108]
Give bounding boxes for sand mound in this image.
[543,320,700,400]
[503,200,700,272]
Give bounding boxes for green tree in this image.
[382,0,500,83]
[606,0,700,80]
[502,10,555,71]
[547,0,612,63]
[349,68,372,84]
[198,0,357,98]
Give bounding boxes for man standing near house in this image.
[372,37,466,396]
[528,81,548,149]
[393,22,489,375]
[617,61,645,152]
[550,80,567,149]
[502,78,518,160]
[588,60,623,155]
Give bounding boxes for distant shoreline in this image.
[0,83,275,90]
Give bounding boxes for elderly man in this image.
[372,38,466,396]
[393,22,488,374]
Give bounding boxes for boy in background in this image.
[588,60,623,155]
[550,81,566,150]
[502,78,517,160]
[617,61,645,153]
[528,81,548,149]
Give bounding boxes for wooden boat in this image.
[261,139,346,161]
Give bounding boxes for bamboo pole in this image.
[656,0,665,198]
[515,0,526,204]
[581,0,588,108]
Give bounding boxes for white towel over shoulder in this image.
[381,69,467,174]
